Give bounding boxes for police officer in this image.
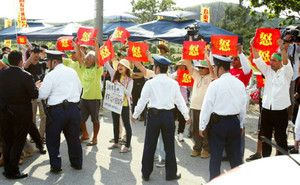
[37,50,82,173]
[199,55,247,180]
[132,55,190,181]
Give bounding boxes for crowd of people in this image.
[0,29,300,182]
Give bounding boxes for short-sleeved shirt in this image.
[190,71,211,110]
[81,65,103,100]
[25,62,47,82]
[63,58,83,84]
[230,68,252,87]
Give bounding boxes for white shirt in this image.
[253,57,293,110]
[132,74,189,121]
[38,64,82,105]
[199,73,247,131]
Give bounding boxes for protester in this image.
[199,55,247,180]
[184,54,214,158]
[24,44,47,143]
[37,50,82,173]
[104,57,133,153]
[75,38,103,146]
[132,54,190,181]
[251,38,293,157]
[0,50,39,179]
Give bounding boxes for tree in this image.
[131,0,182,23]
[218,4,265,55]
[249,0,300,25]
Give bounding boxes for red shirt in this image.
[230,68,252,87]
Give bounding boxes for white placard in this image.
[103,81,124,114]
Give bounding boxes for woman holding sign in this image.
[104,58,133,153]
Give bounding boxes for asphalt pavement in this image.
[0,108,261,185]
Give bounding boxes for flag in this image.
[17,0,28,28]
[211,35,238,56]
[127,41,149,62]
[98,40,115,66]
[110,27,130,44]
[17,36,27,45]
[4,40,11,48]
[256,74,265,88]
[177,70,194,87]
[76,27,98,46]
[201,7,210,23]
[57,36,74,51]
[4,19,12,28]
[252,28,281,51]
[250,47,276,67]
[182,41,206,60]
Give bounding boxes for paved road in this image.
[0,107,265,185]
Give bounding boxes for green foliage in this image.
[131,0,182,23]
[249,0,300,25]
[218,4,265,55]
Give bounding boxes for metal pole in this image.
[94,0,103,46]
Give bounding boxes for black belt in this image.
[49,101,79,109]
[209,112,238,125]
[148,108,170,116]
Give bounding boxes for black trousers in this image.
[0,104,31,175]
[28,121,43,149]
[142,110,177,179]
[260,108,288,157]
[172,105,186,134]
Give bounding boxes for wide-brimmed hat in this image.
[174,60,186,70]
[193,60,209,68]
[113,59,132,73]
[157,44,170,53]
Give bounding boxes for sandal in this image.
[108,144,119,149]
[120,148,131,153]
[41,138,46,144]
[80,137,89,143]
[87,139,97,146]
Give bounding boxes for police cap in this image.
[152,54,171,66]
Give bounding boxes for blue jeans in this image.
[111,106,132,148]
[154,132,165,160]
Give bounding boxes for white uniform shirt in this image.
[253,57,293,110]
[38,64,82,105]
[132,74,189,121]
[199,73,247,131]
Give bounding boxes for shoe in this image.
[142,175,149,181]
[3,172,28,179]
[245,152,262,162]
[120,148,131,153]
[166,173,181,181]
[190,150,200,157]
[153,156,159,161]
[41,138,46,144]
[24,147,36,158]
[155,160,165,168]
[178,133,184,142]
[290,148,299,154]
[71,164,82,170]
[119,139,126,145]
[50,167,62,173]
[200,149,210,158]
[39,147,47,155]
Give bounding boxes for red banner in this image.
[76,27,98,46]
[17,36,27,45]
[256,74,265,88]
[57,36,74,51]
[177,70,194,87]
[182,41,206,60]
[127,41,149,62]
[98,40,115,66]
[252,28,281,51]
[110,27,130,44]
[211,35,238,56]
[250,47,276,67]
[17,0,28,28]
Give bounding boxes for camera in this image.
[281,27,300,43]
[185,23,204,41]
